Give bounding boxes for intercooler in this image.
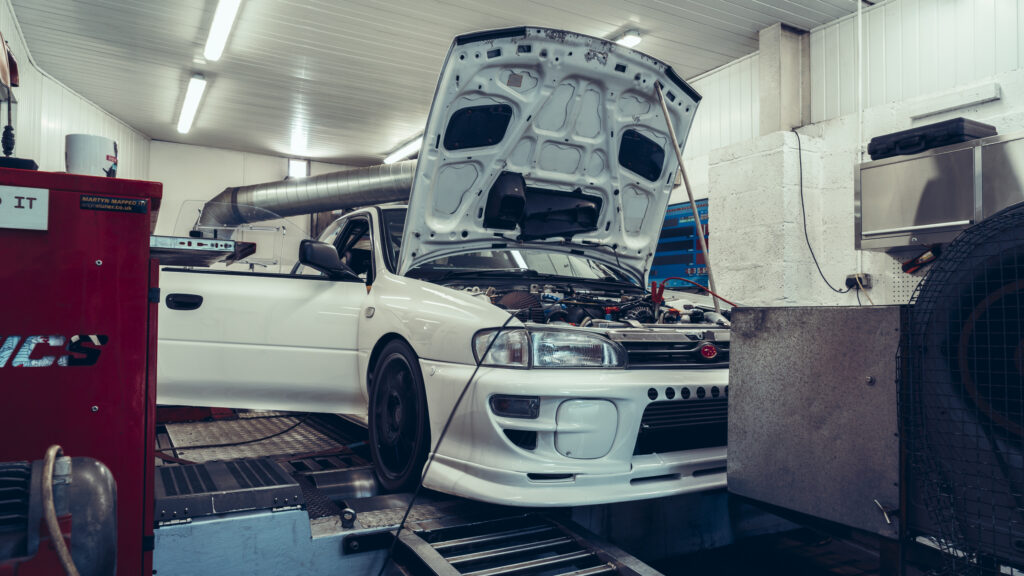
[633,396,728,455]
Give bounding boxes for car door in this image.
[157,215,373,413]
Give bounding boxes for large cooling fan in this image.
[905,201,1024,574]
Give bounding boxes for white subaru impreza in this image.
[158,27,730,507]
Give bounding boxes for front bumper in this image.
[418,360,729,507]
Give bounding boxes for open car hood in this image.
[397,27,701,283]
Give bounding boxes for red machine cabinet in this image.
[0,168,161,576]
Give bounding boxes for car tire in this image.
[368,339,431,492]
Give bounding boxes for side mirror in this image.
[298,239,360,281]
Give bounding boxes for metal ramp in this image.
[389,513,661,576]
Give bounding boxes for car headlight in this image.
[531,330,625,368]
[472,328,625,368]
[473,328,530,368]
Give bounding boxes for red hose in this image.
[658,276,739,308]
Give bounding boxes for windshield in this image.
[382,207,635,285]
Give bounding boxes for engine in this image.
[452,282,729,327]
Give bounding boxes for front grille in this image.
[633,397,728,455]
[621,340,729,369]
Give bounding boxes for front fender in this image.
[357,272,520,395]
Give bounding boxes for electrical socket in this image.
[845,273,872,290]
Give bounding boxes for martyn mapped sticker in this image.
[80,194,147,214]
[0,185,48,231]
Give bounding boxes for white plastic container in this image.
[65,134,117,177]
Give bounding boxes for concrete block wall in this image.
[797,66,1024,306]
[709,131,856,307]
[695,9,1024,308]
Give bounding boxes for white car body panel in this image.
[158,270,368,412]
[158,205,729,506]
[399,27,700,282]
[417,359,727,506]
[157,28,726,507]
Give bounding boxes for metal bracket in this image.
[341,507,357,529]
[342,530,394,555]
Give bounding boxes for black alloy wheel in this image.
[368,340,430,492]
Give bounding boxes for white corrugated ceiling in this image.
[10,0,856,165]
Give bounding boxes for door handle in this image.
[165,293,203,311]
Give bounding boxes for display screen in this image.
[649,199,709,288]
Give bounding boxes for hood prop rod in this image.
[654,81,721,314]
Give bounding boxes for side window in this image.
[293,218,346,276]
[292,216,373,281]
[335,218,374,284]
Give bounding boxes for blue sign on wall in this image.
[649,199,709,289]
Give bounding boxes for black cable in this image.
[855,287,862,306]
[377,312,520,576]
[169,415,310,451]
[793,129,851,294]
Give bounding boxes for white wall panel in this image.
[151,141,353,238]
[684,53,760,159]
[811,0,1023,123]
[0,0,149,178]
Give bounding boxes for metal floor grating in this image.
[393,514,659,576]
[154,457,303,524]
[163,415,346,462]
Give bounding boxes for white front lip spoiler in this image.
[417,359,729,507]
[423,448,727,508]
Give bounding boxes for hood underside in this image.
[397,27,701,282]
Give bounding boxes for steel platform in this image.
[151,411,670,576]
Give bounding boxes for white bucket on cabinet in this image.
[65,134,117,177]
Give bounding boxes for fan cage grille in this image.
[901,202,1024,575]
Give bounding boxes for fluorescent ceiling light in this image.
[289,159,309,179]
[615,30,642,48]
[204,0,242,61]
[384,136,423,164]
[176,74,207,134]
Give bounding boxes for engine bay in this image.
[445,280,731,328]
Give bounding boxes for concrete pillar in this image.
[709,131,846,306]
[758,23,810,135]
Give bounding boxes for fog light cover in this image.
[555,399,617,459]
[490,394,540,419]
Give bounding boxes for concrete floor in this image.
[652,528,882,576]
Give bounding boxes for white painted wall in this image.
[0,0,150,178]
[797,65,1024,306]
[811,0,1024,123]
[704,0,1024,307]
[672,53,760,204]
[686,53,761,160]
[150,140,352,271]
[687,0,1024,307]
[151,141,353,236]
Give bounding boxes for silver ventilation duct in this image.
[199,160,417,227]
